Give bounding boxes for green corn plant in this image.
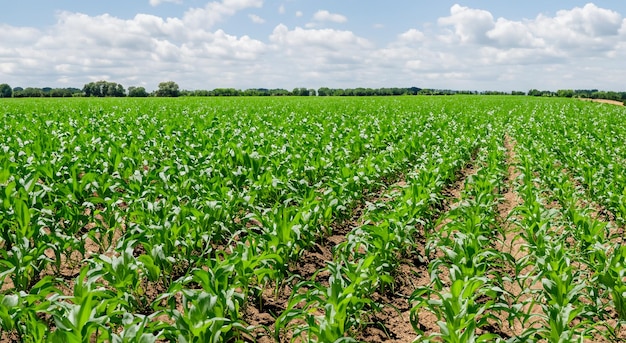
[49,265,121,343]
[431,233,498,284]
[564,207,607,251]
[91,243,150,313]
[276,259,375,343]
[597,245,626,321]
[0,276,57,342]
[0,236,50,291]
[170,270,247,342]
[111,313,162,343]
[50,290,112,343]
[410,277,503,343]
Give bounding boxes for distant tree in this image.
[0,84,12,98]
[556,89,575,98]
[83,81,126,97]
[317,87,331,96]
[308,89,317,96]
[128,86,149,97]
[527,89,542,96]
[406,87,421,95]
[22,88,44,97]
[269,89,290,96]
[211,88,240,96]
[50,88,73,97]
[243,88,270,96]
[290,87,311,96]
[193,89,211,96]
[156,81,180,97]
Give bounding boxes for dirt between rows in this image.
[245,156,488,342]
[494,135,543,337]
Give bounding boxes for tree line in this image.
[0,81,181,98]
[1,81,625,102]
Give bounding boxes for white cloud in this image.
[149,0,182,6]
[312,10,347,24]
[265,24,377,86]
[183,0,263,28]
[249,14,265,24]
[398,28,424,42]
[295,11,303,18]
[438,4,494,43]
[278,4,285,14]
[486,18,544,48]
[270,24,370,49]
[0,4,268,89]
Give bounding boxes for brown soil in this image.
[358,263,432,343]
[579,98,625,106]
[494,134,543,338]
[406,150,482,341]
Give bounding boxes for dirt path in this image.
[579,98,624,106]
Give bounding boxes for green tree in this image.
[83,81,126,97]
[556,89,574,98]
[0,84,12,98]
[317,87,331,96]
[128,86,149,97]
[156,81,180,97]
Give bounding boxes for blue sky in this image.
[2,1,626,91]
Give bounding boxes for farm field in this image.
[1,95,626,342]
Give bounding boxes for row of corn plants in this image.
[510,102,626,341]
[410,133,511,342]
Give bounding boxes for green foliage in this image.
[0,84,12,98]
[155,81,180,97]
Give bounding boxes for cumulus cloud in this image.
[312,10,347,23]
[270,24,370,49]
[438,4,494,43]
[0,1,268,89]
[183,0,263,28]
[266,24,376,85]
[398,29,424,42]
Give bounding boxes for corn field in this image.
[0,96,625,342]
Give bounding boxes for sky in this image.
[2,1,626,91]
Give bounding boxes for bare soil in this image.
[494,134,544,337]
[579,98,625,106]
[407,151,482,341]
